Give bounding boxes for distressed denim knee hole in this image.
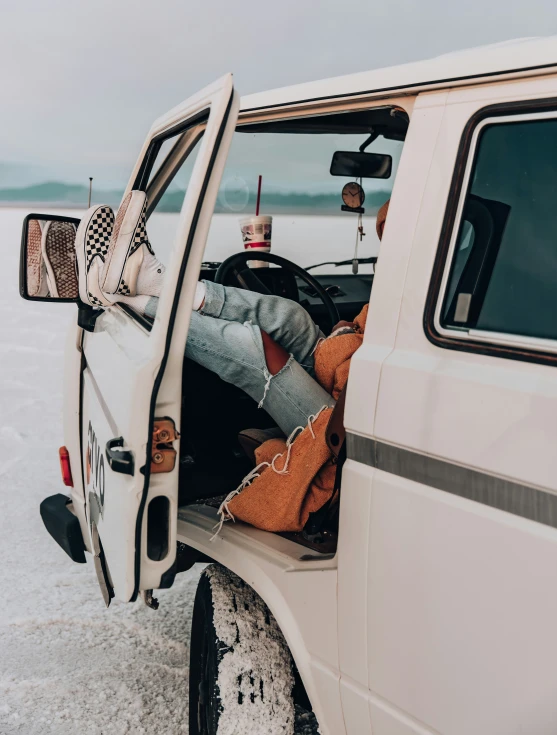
[257,354,295,409]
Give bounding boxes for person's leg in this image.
[200,281,323,371]
[185,310,334,437]
[143,281,323,371]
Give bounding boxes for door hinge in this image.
[140,589,159,610]
[151,418,179,474]
[77,303,103,332]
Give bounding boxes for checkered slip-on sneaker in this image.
[42,221,78,299]
[27,219,49,297]
[101,190,154,296]
[75,204,115,307]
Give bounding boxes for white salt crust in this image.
[206,566,296,735]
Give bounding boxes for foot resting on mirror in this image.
[75,204,116,307]
[101,190,165,297]
[74,197,165,308]
[75,189,205,315]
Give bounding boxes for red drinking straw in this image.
[256,175,262,216]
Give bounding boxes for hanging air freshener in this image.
[340,181,366,274]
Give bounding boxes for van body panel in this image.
[62,321,90,551]
[352,73,557,732]
[344,93,446,440]
[240,37,557,113]
[366,471,557,734]
[337,460,374,735]
[376,73,557,484]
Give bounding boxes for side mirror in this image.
[20,213,80,302]
[330,151,392,179]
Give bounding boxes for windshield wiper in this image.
[305,256,377,272]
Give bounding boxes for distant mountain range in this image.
[0,181,391,215]
[0,182,122,207]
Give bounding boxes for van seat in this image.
[237,426,285,464]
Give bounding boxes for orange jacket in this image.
[225,304,368,533]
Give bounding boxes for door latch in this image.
[151,418,179,474]
[105,437,134,476]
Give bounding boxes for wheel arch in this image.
[176,518,343,735]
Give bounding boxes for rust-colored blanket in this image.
[224,305,368,533]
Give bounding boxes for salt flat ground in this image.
[0,207,205,735]
[0,208,378,734]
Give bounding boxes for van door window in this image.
[440,116,557,343]
[144,130,204,265]
[119,126,204,323]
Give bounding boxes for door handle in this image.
[105,437,134,476]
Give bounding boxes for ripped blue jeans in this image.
[147,280,335,436]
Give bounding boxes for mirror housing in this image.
[330,150,392,179]
[20,213,80,302]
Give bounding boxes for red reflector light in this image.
[59,446,74,487]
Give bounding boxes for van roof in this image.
[240,36,557,112]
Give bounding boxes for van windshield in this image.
[201,128,402,274]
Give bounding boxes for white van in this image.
[21,36,557,735]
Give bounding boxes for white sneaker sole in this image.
[42,221,78,299]
[101,190,147,296]
[75,205,115,307]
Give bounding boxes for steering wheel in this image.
[214,251,340,334]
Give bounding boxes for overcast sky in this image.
[1,0,557,188]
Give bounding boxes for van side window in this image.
[441,117,557,342]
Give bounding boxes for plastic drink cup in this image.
[239,215,272,268]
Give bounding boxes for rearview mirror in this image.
[330,151,392,179]
[20,213,80,302]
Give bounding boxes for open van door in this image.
[81,75,239,604]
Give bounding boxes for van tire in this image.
[189,565,318,735]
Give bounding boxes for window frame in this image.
[424,97,557,367]
[112,114,209,329]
